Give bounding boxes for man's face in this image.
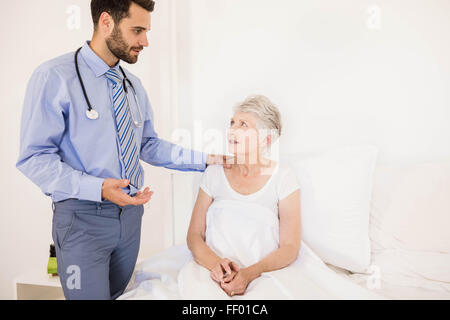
[106,2,151,64]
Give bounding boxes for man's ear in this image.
[98,11,115,36]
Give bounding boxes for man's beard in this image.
[106,26,142,64]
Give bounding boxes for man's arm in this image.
[140,134,208,172]
[139,94,208,172]
[16,69,104,202]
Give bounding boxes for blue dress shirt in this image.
[17,41,207,203]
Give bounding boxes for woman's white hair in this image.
[233,94,282,138]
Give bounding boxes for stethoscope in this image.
[74,47,144,127]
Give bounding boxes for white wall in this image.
[173,0,450,165]
[0,0,177,299]
[169,0,450,253]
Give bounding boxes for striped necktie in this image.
[105,68,143,189]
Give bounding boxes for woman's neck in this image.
[233,154,273,177]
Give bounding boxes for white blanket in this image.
[119,200,385,300]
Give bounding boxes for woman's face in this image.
[227,112,263,159]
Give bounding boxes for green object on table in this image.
[47,257,58,275]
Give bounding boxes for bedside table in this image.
[13,258,147,299]
[14,270,65,300]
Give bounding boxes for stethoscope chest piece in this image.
[86,109,99,120]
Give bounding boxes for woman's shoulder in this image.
[273,161,300,199]
[200,165,223,198]
[203,164,223,177]
[201,164,224,185]
[274,160,297,178]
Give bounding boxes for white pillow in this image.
[284,145,379,272]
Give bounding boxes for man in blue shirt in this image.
[16,0,225,299]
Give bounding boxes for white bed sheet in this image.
[326,263,450,300]
[118,244,386,300]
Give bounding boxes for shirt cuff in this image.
[78,173,105,202]
[180,150,207,171]
[196,151,208,171]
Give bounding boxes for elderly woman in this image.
[184,95,302,299]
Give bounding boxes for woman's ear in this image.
[265,134,272,147]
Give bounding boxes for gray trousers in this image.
[51,198,143,300]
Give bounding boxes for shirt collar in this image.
[79,41,121,78]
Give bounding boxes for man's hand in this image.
[206,154,236,169]
[101,178,153,207]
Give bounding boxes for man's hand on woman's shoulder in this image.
[206,154,236,169]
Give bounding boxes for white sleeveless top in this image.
[199,162,300,214]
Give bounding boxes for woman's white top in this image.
[199,162,300,215]
[197,163,300,268]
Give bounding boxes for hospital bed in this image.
[119,147,450,300]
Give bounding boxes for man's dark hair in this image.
[91,0,155,28]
